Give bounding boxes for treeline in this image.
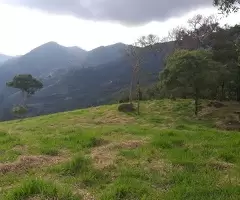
[154,19,239,114]
[159,19,240,100]
[120,14,240,115]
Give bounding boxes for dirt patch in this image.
[91,140,145,169]
[76,188,95,200]
[0,155,65,174]
[216,115,240,131]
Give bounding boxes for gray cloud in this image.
[4,0,213,25]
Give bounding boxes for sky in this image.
[0,0,240,56]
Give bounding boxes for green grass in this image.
[5,178,81,200]
[0,99,239,200]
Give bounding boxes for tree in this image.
[214,0,240,14]
[126,34,160,114]
[168,15,220,50]
[6,74,43,106]
[161,50,221,115]
[208,25,240,100]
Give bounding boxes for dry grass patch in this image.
[146,159,173,174]
[76,188,95,200]
[12,145,28,154]
[26,196,42,200]
[93,111,136,125]
[91,139,146,169]
[0,155,66,174]
[218,173,240,187]
[207,159,234,171]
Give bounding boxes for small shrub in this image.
[12,105,28,118]
[41,148,59,156]
[219,153,236,163]
[62,155,90,176]
[83,137,107,148]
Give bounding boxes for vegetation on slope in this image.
[0,100,239,200]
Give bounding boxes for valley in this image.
[0,41,173,121]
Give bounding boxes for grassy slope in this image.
[0,100,239,200]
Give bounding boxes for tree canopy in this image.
[7,74,43,95]
[7,74,43,107]
[214,0,240,14]
[160,49,222,115]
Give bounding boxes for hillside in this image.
[0,100,239,200]
[0,41,174,121]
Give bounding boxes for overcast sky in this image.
[0,0,240,56]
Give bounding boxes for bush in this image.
[12,105,28,116]
[118,103,135,113]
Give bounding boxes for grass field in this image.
[0,99,239,200]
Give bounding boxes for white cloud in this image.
[0,3,239,56]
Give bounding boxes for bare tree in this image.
[126,34,161,114]
[167,14,220,50]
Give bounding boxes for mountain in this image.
[0,41,174,121]
[0,42,86,89]
[0,54,12,65]
[83,43,127,67]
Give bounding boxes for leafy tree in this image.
[209,25,240,100]
[6,74,43,106]
[161,50,222,115]
[214,0,240,14]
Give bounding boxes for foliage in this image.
[7,74,43,96]
[12,105,28,118]
[208,24,240,100]
[6,74,43,115]
[169,14,220,50]
[160,49,221,115]
[214,0,240,14]
[161,17,240,103]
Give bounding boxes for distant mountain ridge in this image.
[0,54,12,64]
[0,41,174,121]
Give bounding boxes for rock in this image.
[118,103,135,113]
[207,101,226,108]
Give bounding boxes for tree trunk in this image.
[137,80,140,115]
[22,90,26,106]
[237,57,240,102]
[194,88,199,116]
[129,69,134,104]
[220,82,225,101]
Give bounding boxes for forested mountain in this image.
[0,41,174,121]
